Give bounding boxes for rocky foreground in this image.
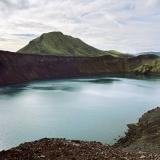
[0,138,160,160]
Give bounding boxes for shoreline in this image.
[0,107,160,159]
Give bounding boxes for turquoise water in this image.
[0,76,160,150]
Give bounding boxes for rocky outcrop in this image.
[0,50,160,86]
[114,107,160,154]
[128,54,160,74]
[0,138,159,160]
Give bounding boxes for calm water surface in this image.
[0,76,160,150]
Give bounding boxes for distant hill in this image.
[17,32,129,57]
[105,50,131,58]
[138,52,160,56]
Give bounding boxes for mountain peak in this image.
[17,31,105,56]
[17,31,126,57]
[42,31,64,36]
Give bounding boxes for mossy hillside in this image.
[132,59,160,73]
[105,50,131,58]
[18,32,104,56]
[17,32,128,57]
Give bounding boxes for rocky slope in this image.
[0,138,159,160]
[0,50,160,86]
[126,54,160,74]
[17,32,129,57]
[114,107,160,154]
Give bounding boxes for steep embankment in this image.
[0,50,125,86]
[17,32,129,57]
[0,51,160,86]
[0,138,159,160]
[115,107,160,154]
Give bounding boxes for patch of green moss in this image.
[127,123,139,130]
[132,59,160,73]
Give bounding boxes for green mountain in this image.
[17,32,128,57]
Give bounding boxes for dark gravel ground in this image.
[0,138,160,160]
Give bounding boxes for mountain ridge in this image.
[17,31,130,57]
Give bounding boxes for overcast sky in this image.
[0,0,160,53]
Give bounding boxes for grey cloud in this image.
[12,21,54,30]
[0,0,31,9]
[0,37,9,41]
[12,33,37,37]
[0,0,160,53]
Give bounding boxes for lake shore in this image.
[114,107,160,154]
[0,107,160,159]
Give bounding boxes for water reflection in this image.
[115,74,160,81]
[0,83,79,97]
[88,78,120,84]
[0,85,27,96]
[0,75,159,97]
[75,78,120,84]
[31,86,77,91]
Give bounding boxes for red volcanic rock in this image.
[0,138,159,160]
